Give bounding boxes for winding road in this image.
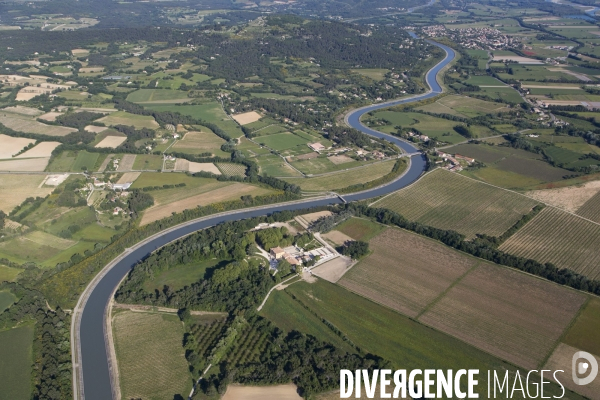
[71,38,455,400]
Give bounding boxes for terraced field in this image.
[499,207,600,279]
[374,169,540,238]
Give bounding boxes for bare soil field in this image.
[85,125,109,133]
[544,343,600,399]
[232,111,262,125]
[419,263,586,369]
[38,112,62,121]
[0,134,35,159]
[499,207,600,279]
[222,384,301,400]
[95,136,127,148]
[16,142,61,158]
[0,115,76,136]
[0,175,52,212]
[374,169,540,239]
[310,256,354,283]
[174,159,221,174]
[117,172,141,184]
[44,174,69,186]
[295,152,318,161]
[339,228,477,318]
[71,48,89,55]
[0,158,50,172]
[294,211,333,228]
[576,190,600,223]
[526,180,600,212]
[140,183,272,225]
[328,154,355,165]
[322,230,354,245]
[117,154,136,171]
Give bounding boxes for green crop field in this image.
[132,154,163,170]
[98,111,159,130]
[0,290,16,312]
[260,289,361,354]
[71,151,100,172]
[465,75,505,86]
[256,132,310,151]
[46,151,77,172]
[256,154,303,177]
[170,130,227,156]
[335,217,385,242]
[284,280,572,399]
[563,298,600,357]
[500,207,600,280]
[143,258,228,292]
[126,89,190,103]
[113,310,192,400]
[350,68,389,80]
[417,95,508,118]
[0,265,23,282]
[284,160,397,191]
[0,325,34,400]
[478,86,524,103]
[375,169,540,238]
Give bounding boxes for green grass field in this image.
[0,290,16,312]
[126,89,190,103]
[478,86,524,103]
[143,259,227,292]
[256,132,310,151]
[335,217,385,242]
[256,154,304,177]
[98,111,159,130]
[113,310,192,400]
[284,280,571,398]
[563,298,600,357]
[0,265,23,282]
[260,289,356,353]
[72,151,100,172]
[284,160,397,191]
[132,154,163,170]
[375,169,540,238]
[0,325,34,400]
[46,151,77,172]
[465,75,505,86]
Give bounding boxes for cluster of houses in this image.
[270,245,336,269]
[435,150,475,172]
[408,131,430,142]
[92,177,132,191]
[423,26,520,51]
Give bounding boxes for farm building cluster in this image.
[434,150,475,172]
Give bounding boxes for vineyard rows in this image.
[500,207,600,280]
[223,321,270,366]
[576,191,600,224]
[375,169,539,238]
[216,163,247,177]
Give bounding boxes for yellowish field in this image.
[322,230,353,246]
[3,106,42,116]
[24,230,76,250]
[95,136,127,148]
[16,142,61,158]
[0,175,53,212]
[140,182,273,225]
[0,158,50,171]
[284,160,396,191]
[0,115,76,136]
[98,111,159,129]
[171,131,225,154]
[174,159,221,174]
[222,384,301,400]
[232,111,262,125]
[0,134,35,159]
[117,172,141,184]
[327,154,354,165]
[113,310,192,400]
[499,207,600,279]
[117,154,136,171]
[544,343,600,399]
[294,211,332,228]
[38,112,62,121]
[526,181,600,213]
[79,67,104,73]
[85,125,109,133]
[420,263,585,370]
[339,228,477,318]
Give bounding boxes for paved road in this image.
[72,38,456,400]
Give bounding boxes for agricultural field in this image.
[0,115,77,136]
[0,325,34,400]
[126,89,191,103]
[97,111,159,130]
[0,174,53,213]
[576,191,600,223]
[526,180,600,213]
[335,217,385,242]
[94,136,127,148]
[562,298,600,357]
[281,281,572,398]
[112,310,192,400]
[499,207,600,280]
[374,169,540,238]
[131,154,162,171]
[256,154,303,177]
[290,156,367,176]
[0,134,35,159]
[170,130,227,156]
[255,132,310,151]
[0,265,23,282]
[0,157,49,172]
[221,385,301,400]
[339,228,478,318]
[216,163,247,176]
[16,142,61,158]
[143,259,227,292]
[416,95,509,118]
[231,111,262,125]
[284,160,398,191]
[0,290,16,312]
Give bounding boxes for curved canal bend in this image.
[73,39,455,400]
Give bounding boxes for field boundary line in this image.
[538,296,590,369]
[368,167,439,207]
[456,170,600,228]
[415,261,481,320]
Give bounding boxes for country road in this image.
[71,37,456,400]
